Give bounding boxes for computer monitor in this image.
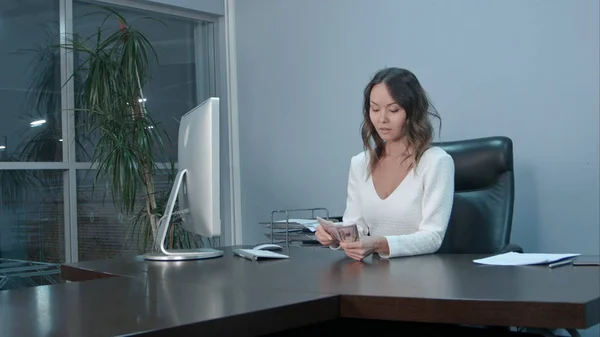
[144,97,224,261]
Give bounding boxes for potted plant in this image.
[20,7,215,253]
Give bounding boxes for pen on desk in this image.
[548,259,573,268]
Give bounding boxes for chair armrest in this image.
[498,243,523,254]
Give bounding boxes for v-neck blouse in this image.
[341,147,455,258]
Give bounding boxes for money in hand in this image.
[317,217,339,240]
[336,224,359,242]
[316,217,359,243]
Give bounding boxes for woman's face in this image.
[369,83,407,142]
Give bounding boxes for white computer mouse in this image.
[253,243,283,251]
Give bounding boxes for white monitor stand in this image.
[143,169,223,261]
[142,97,223,261]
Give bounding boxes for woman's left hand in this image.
[339,237,382,261]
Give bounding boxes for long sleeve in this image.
[330,154,369,250]
[342,155,369,236]
[378,153,455,259]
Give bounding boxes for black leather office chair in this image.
[434,136,523,254]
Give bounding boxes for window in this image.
[0,1,65,277]
[73,2,215,162]
[0,170,65,262]
[0,0,225,283]
[0,1,62,163]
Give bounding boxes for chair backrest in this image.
[433,136,515,254]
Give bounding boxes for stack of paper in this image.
[262,219,319,232]
[473,252,580,266]
[261,218,325,244]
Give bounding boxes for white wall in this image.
[235,0,599,249]
[233,0,600,280]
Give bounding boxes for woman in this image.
[315,67,455,260]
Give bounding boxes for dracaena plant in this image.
[68,8,194,252]
[69,9,166,242]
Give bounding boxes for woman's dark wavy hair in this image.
[360,67,441,175]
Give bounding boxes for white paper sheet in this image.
[473,252,580,266]
[273,219,319,232]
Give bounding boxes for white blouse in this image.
[339,147,455,258]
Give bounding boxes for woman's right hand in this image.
[315,224,338,247]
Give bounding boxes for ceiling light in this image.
[30,119,46,127]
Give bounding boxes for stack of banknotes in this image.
[316,217,359,242]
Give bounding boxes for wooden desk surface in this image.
[2,246,599,336]
[0,275,338,337]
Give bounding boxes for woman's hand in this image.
[340,236,387,261]
[315,224,339,248]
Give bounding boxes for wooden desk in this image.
[2,246,599,336]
